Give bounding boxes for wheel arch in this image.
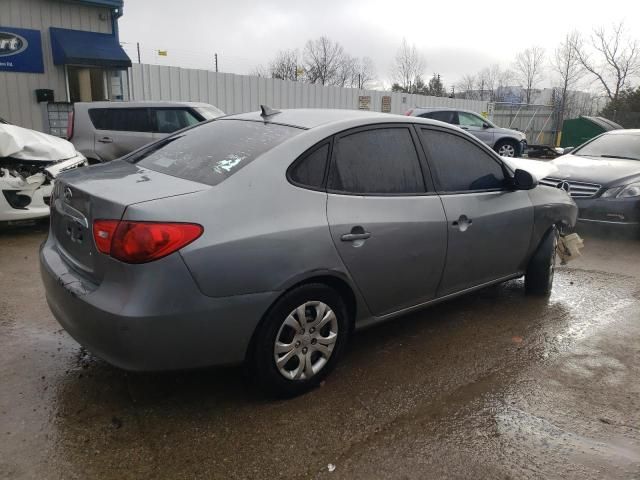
[244,271,365,362]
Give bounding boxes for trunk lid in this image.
[51,160,207,282]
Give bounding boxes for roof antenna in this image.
[260,105,281,117]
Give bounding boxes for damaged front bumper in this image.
[0,154,87,223]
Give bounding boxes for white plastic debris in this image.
[327,463,336,472]
[558,233,584,264]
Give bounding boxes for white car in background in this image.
[1,123,87,224]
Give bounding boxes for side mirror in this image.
[482,122,490,129]
[513,169,537,190]
[563,146,575,154]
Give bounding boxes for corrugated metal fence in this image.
[492,103,557,146]
[128,64,489,116]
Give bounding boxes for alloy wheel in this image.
[273,301,338,381]
[498,144,516,157]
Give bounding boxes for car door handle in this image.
[341,232,371,241]
[341,226,371,242]
[97,137,113,143]
[452,215,472,231]
[460,126,469,130]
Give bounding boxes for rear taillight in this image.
[66,110,74,140]
[404,109,413,116]
[93,220,203,264]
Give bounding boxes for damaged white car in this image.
[1,124,87,224]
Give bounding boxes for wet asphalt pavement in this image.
[1,223,639,479]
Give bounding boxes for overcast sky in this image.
[119,0,639,89]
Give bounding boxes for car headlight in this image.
[602,182,640,198]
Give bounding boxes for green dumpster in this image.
[560,116,623,148]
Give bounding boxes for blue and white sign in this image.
[0,27,44,73]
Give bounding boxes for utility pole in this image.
[136,42,141,64]
[214,53,218,73]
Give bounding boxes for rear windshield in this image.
[131,119,302,185]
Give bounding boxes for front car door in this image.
[457,111,495,147]
[417,127,533,296]
[89,108,154,161]
[326,125,448,316]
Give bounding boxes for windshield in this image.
[194,106,225,120]
[130,119,302,186]
[574,133,640,160]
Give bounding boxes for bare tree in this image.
[391,38,425,93]
[269,49,300,81]
[551,32,585,138]
[457,74,477,99]
[303,36,345,86]
[250,65,269,78]
[571,22,640,103]
[353,56,376,89]
[473,65,514,101]
[514,46,546,104]
[335,54,357,87]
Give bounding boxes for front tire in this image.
[525,226,558,295]
[495,139,519,158]
[249,284,350,397]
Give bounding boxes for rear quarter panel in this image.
[121,127,372,318]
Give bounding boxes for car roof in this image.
[413,106,478,114]
[224,108,400,130]
[74,101,217,109]
[605,129,640,135]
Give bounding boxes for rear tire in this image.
[525,226,558,295]
[495,139,519,158]
[249,283,350,397]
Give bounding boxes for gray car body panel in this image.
[40,109,577,371]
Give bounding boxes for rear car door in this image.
[89,108,154,161]
[326,125,448,316]
[151,108,202,140]
[457,111,495,146]
[417,127,533,296]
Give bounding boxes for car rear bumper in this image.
[40,235,275,371]
[575,197,640,227]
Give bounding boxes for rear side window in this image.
[132,120,302,186]
[89,108,152,132]
[420,110,457,124]
[458,112,486,127]
[154,109,201,134]
[289,143,329,189]
[420,128,505,192]
[328,127,425,195]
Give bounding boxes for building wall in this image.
[129,64,490,116]
[0,0,113,130]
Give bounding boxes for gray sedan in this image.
[40,108,577,396]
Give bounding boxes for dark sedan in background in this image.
[541,129,640,231]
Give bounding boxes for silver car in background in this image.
[70,101,224,163]
[406,107,528,157]
[40,108,576,397]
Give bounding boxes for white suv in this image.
[406,107,527,157]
